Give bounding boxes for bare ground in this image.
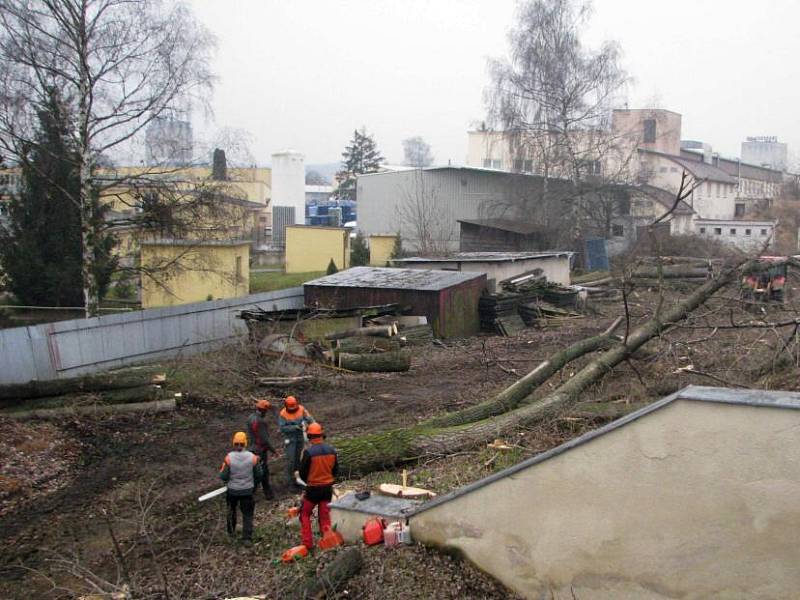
[1,283,799,599]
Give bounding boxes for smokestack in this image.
[212,148,227,181]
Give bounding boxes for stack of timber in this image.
[0,366,173,419]
[518,301,582,327]
[631,257,720,287]
[571,270,619,300]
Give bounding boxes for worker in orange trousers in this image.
[297,422,338,549]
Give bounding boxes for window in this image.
[735,203,745,217]
[714,228,722,235]
[730,228,736,236]
[761,229,768,236]
[483,158,492,168]
[513,159,523,172]
[659,166,668,173]
[745,229,752,236]
[523,160,533,172]
[699,227,706,234]
[612,224,624,237]
[492,159,502,169]
[643,119,656,143]
[670,167,678,173]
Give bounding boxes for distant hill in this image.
[305,162,339,184]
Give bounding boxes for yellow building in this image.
[368,234,397,266]
[140,239,250,308]
[285,226,350,273]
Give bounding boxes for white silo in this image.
[271,150,306,226]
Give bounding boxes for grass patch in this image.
[250,271,325,293]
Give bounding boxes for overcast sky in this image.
[187,0,799,168]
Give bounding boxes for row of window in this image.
[699,227,768,236]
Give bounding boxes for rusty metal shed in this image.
[303,267,486,338]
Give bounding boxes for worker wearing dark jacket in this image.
[298,422,338,549]
[278,395,314,489]
[219,431,263,544]
[246,399,276,499]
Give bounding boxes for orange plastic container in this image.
[317,526,344,550]
[281,544,309,563]
[362,517,386,545]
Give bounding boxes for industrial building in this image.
[303,267,486,338]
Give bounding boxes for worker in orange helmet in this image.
[297,421,339,550]
[219,431,263,545]
[279,395,315,490]
[246,399,277,499]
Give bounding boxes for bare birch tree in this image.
[0,0,215,316]
[487,0,630,246]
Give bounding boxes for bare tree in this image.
[487,0,630,245]
[0,0,216,316]
[396,170,453,256]
[402,136,434,168]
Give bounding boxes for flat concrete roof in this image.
[304,266,484,291]
[410,385,800,516]
[394,251,573,264]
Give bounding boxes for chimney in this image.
[212,148,227,181]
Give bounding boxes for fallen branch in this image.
[295,546,363,600]
[4,397,176,420]
[325,325,396,341]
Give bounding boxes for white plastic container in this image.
[397,522,413,545]
[383,522,400,548]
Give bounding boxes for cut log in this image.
[632,267,710,279]
[378,483,436,499]
[336,336,403,354]
[398,324,434,345]
[334,263,745,475]
[337,351,411,372]
[324,325,395,341]
[2,385,167,414]
[0,366,166,403]
[295,547,363,600]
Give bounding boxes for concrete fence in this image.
[0,288,305,385]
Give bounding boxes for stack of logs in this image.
[322,320,433,372]
[631,257,720,287]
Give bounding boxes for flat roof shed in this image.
[303,267,486,338]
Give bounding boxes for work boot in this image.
[242,538,253,547]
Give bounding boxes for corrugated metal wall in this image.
[0,288,305,384]
[272,205,296,246]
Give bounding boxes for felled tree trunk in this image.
[0,366,166,403]
[338,351,411,372]
[335,266,742,476]
[632,267,710,279]
[295,547,363,600]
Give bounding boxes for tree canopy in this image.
[335,128,384,201]
[402,136,434,168]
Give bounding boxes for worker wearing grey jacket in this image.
[278,395,315,490]
[219,431,263,544]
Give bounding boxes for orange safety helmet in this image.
[284,395,299,411]
[307,422,323,437]
[232,431,248,446]
[256,399,271,411]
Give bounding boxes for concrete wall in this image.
[140,243,250,308]
[285,225,350,273]
[411,398,800,599]
[695,219,776,251]
[398,256,571,287]
[0,288,304,384]
[612,108,682,155]
[369,234,396,267]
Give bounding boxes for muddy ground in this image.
[2,283,799,599]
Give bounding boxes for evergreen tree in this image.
[350,231,369,266]
[0,88,116,307]
[335,127,384,201]
[326,258,339,275]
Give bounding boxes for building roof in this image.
[457,218,546,235]
[680,149,784,182]
[393,251,573,264]
[304,266,484,291]
[640,149,738,184]
[140,238,252,247]
[409,385,800,516]
[694,218,776,226]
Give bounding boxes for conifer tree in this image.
[0,88,116,307]
[335,127,384,201]
[350,231,369,266]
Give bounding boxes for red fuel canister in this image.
[362,517,386,545]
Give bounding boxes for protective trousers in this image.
[285,437,303,486]
[256,448,273,498]
[226,493,254,541]
[300,497,331,549]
